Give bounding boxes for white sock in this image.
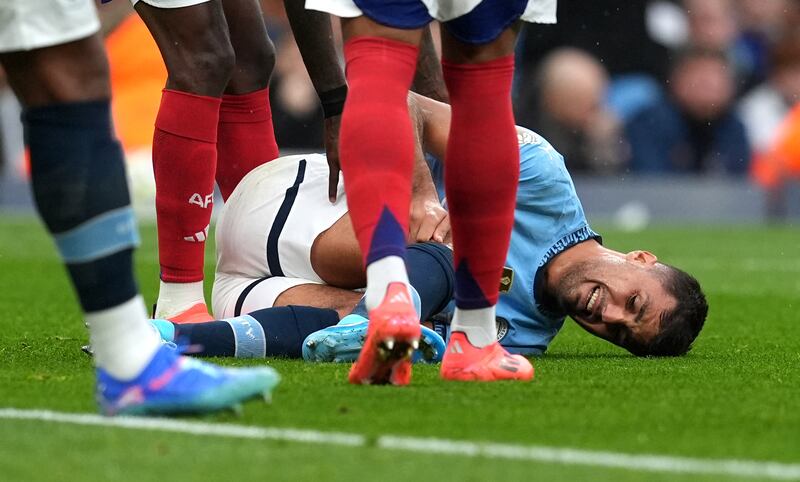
[154,280,206,319]
[451,305,497,348]
[364,255,410,311]
[87,295,161,380]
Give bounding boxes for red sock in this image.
[339,37,419,265]
[153,89,221,283]
[216,87,280,200]
[443,56,519,309]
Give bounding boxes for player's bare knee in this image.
[225,36,275,94]
[136,0,235,95]
[166,41,235,95]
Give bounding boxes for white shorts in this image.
[212,275,320,319]
[0,0,100,53]
[212,153,350,318]
[130,0,210,8]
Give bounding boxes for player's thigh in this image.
[310,213,366,289]
[274,284,362,319]
[0,0,108,107]
[0,35,110,107]
[212,275,308,318]
[439,22,521,64]
[133,0,233,95]
[220,0,274,94]
[212,274,357,319]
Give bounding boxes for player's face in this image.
[553,251,676,348]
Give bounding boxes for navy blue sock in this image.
[173,305,340,358]
[352,242,454,320]
[24,100,139,312]
[407,242,455,318]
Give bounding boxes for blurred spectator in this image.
[625,48,750,174]
[683,0,759,93]
[514,1,675,162]
[738,30,800,154]
[518,1,672,81]
[684,0,737,51]
[735,0,800,89]
[268,33,324,150]
[517,48,625,173]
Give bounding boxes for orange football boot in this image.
[348,282,421,385]
[440,332,534,382]
[166,302,215,324]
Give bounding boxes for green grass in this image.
[1,217,798,481]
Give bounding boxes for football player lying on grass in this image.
[151,93,708,365]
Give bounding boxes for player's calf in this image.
[25,99,162,380]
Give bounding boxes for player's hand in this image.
[409,198,450,243]
[324,115,342,203]
[432,210,451,245]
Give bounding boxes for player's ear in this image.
[625,250,658,265]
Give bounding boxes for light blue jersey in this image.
[427,127,600,355]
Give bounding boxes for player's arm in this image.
[282,1,345,94]
[409,92,452,162]
[411,27,450,103]
[282,0,347,202]
[408,93,450,244]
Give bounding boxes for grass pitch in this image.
[1,217,798,481]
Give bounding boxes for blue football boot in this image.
[302,287,445,364]
[96,344,280,416]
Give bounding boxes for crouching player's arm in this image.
[408,92,450,244]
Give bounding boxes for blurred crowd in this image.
[3,0,800,194]
[512,0,800,187]
[268,0,800,192]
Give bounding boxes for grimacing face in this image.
[551,251,677,349]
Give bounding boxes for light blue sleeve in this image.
[515,129,588,231]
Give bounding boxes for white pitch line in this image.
[378,437,800,480]
[2,408,799,481]
[0,408,364,447]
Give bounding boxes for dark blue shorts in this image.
[353,0,529,44]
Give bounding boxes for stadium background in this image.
[2,0,800,224]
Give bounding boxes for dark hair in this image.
[625,264,708,357]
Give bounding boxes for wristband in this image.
[319,85,348,118]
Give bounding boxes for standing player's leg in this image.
[1,34,161,384]
[337,17,425,385]
[438,25,533,381]
[134,1,234,321]
[0,27,278,414]
[215,0,280,200]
